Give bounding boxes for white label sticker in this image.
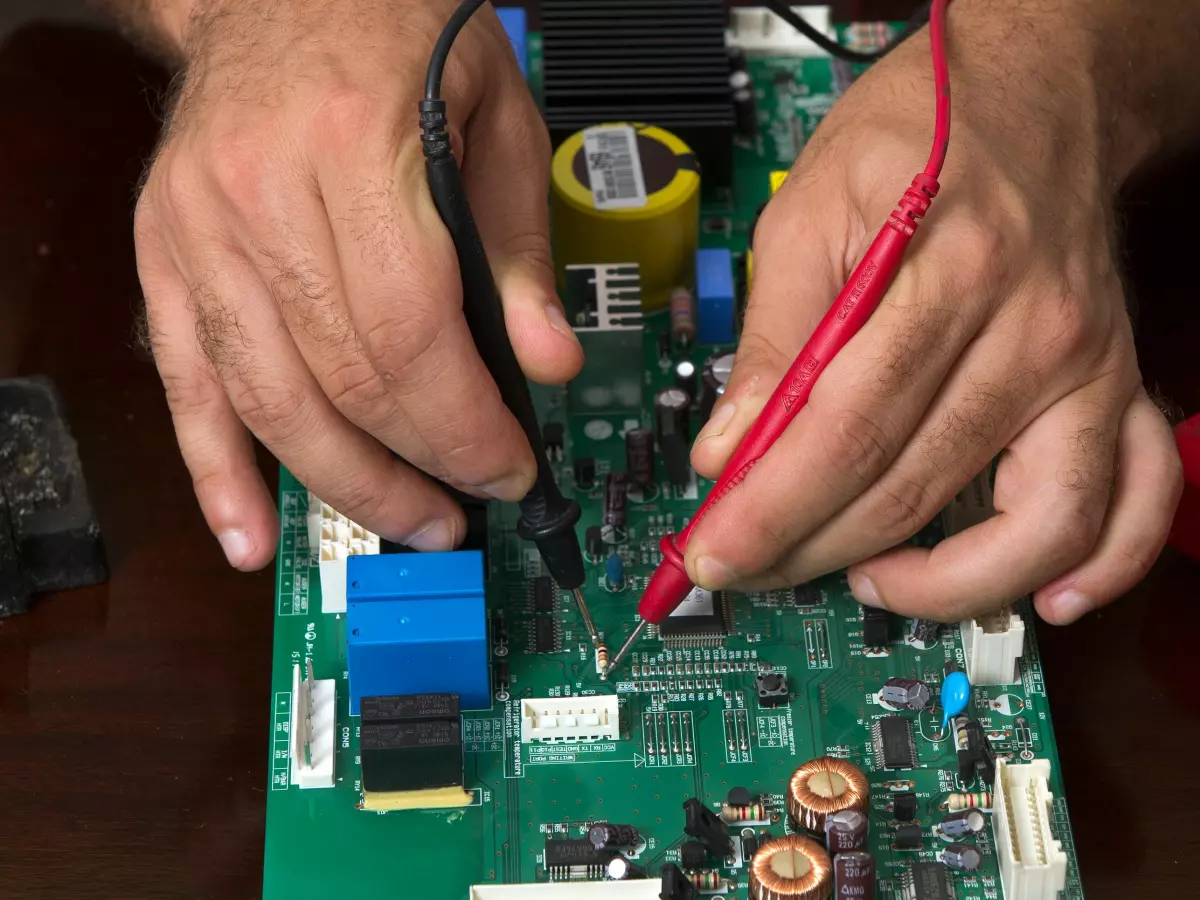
[669,587,715,619]
[582,125,648,210]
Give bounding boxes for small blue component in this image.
[346,551,488,714]
[695,248,736,344]
[605,553,625,591]
[941,671,972,728]
[495,7,528,77]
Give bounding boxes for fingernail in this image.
[544,302,576,339]
[481,470,534,502]
[1045,590,1093,624]
[696,402,736,443]
[406,517,457,552]
[849,572,882,607]
[695,555,736,589]
[218,529,254,569]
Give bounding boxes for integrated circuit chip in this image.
[534,617,559,653]
[659,587,727,639]
[544,838,610,880]
[874,715,917,770]
[532,576,555,613]
[792,582,823,606]
[903,861,957,900]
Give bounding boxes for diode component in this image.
[938,809,986,838]
[748,834,833,900]
[604,473,629,528]
[551,124,700,310]
[585,526,604,560]
[881,677,931,711]
[655,387,692,485]
[833,851,875,899]
[699,352,735,423]
[670,287,698,346]
[942,842,983,872]
[605,553,626,591]
[574,456,597,490]
[824,809,868,853]
[625,428,656,489]
[787,757,869,833]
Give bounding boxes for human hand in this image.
[685,27,1182,625]
[134,0,581,569]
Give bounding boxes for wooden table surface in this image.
[1,13,1198,900]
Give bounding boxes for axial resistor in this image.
[669,287,697,345]
[721,801,766,823]
[944,791,993,811]
[689,871,723,891]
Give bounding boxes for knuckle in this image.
[733,330,791,381]
[311,86,387,158]
[1043,504,1102,567]
[870,474,937,543]
[821,408,892,482]
[361,309,443,383]
[161,368,215,416]
[325,473,390,529]
[324,359,393,426]
[207,135,268,212]
[238,381,311,441]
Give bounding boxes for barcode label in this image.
[582,125,647,210]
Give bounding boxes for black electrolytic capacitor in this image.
[585,525,604,559]
[939,809,986,837]
[740,829,758,861]
[675,359,698,399]
[833,851,876,898]
[825,809,869,853]
[731,69,757,137]
[574,456,596,490]
[603,472,629,528]
[943,842,984,872]
[655,388,692,486]
[588,822,639,850]
[700,352,735,423]
[625,428,656,489]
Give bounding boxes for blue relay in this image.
[695,248,735,344]
[495,7,528,77]
[346,551,488,714]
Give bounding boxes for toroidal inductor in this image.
[786,757,870,833]
[748,834,833,900]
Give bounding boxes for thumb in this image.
[690,192,842,478]
[462,78,583,385]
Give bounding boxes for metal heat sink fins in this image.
[541,0,735,187]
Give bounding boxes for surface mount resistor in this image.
[625,427,656,489]
[670,287,697,346]
[603,472,629,528]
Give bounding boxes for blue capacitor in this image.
[695,248,735,344]
[495,7,528,77]
[941,671,971,727]
[605,553,626,591]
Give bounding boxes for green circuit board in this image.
[263,26,1084,900]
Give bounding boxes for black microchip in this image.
[660,588,726,637]
[894,822,923,850]
[792,583,823,606]
[904,861,956,900]
[544,838,610,878]
[874,715,917,770]
[534,617,558,653]
[543,422,564,455]
[574,457,597,489]
[893,790,918,821]
[863,606,890,648]
[533,575,555,613]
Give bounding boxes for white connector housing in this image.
[993,759,1068,900]
[307,492,380,614]
[961,606,1026,686]
[727,5,834,56]
[290,663,336,789]
[520,696,620,743]
[471,884,660,900]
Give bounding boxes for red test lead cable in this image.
[604,0,954,677]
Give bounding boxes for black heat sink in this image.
[541,0,734,187]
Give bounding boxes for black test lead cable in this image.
[419,0,608,669]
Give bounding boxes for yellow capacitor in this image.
[551,123,700,309]
[748,170,792,290]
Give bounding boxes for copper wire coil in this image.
[786,756,870,833]
[749,834,833,900]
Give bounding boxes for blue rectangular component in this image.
[495,7,528,77]
[346,551,488,714]
[695,248,736,344]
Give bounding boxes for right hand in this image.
[134,0,582,569]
